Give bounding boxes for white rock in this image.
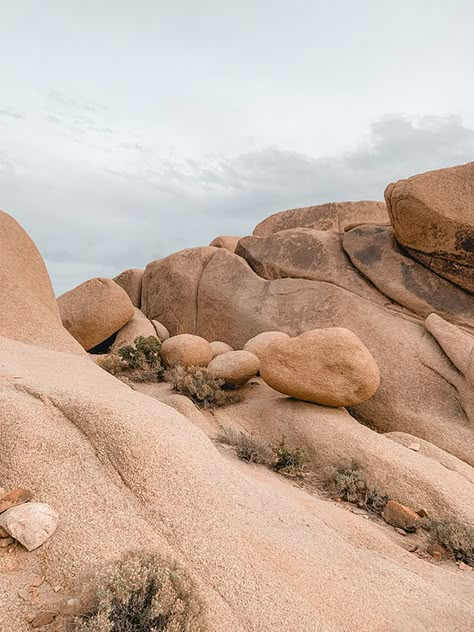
[0,503,58,551]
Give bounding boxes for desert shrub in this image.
[272,435,307,477]
[218,428,274,465]
[65,550,208,632]
[430,519,474,567]
[96,354,125,376]
[328,460,387,514]
[164,366,242,410]
[118,336,163,372]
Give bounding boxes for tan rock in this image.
[111,308,157,353]
[425,313,474,386]
[161,334,212,369]
[113,268,144,308]
[253,201,388,236]
[0,536,13,548]
[243,331,290,360]
[141,247,218,334]
[385,162,474,291]
[237,229,385,303]
[208,350,259,386]
[151,320,170,342]
[210,341,234,358]
[0,488,33,514]
[343,225,474,331]
[259,328,380,407]
[58,278,134,351]
[0,503,59,551]
[209,235,241,253]
[0,210,83,355]
[382,500,421,532]
[31,611,56,628]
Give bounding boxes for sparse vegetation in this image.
[271,435,307,477]
[65,550,208,632]
[164,366,242,410]
[97,337,164,383]
[430,519,474,567]
[328,460,388,514]
[218,429,307,476]
[218,428,274,465]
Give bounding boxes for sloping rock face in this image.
[58,278,134,351]
[0,210,83,355]
[385,162,474,292]
[253,200,388,236]
[342,225,474,330]
[158,247,473,465]
[110,307,157,353]
[237,228,386,303]
[113,268,144,308]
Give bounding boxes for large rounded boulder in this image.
[210,341,234,358]
[259,328,380,407]
[208,350,259,386]
[385,162,474,292]
[243,331,290,360]
[161,334,212,369]
[111,308,157,353]
[58,278,134,351]
[113,268,144,308]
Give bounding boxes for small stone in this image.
[0,503,58,551]
[382,500,421,532]
[0,536,14,548]
[18,587,31,602]
[350,507,369,516]
[31,611,56,628]
[395,528,408,536]
[0,488,33,514]
[427,542,447,560]
[31,575,44,587]
[53,585,62,593]
[25,612,36,624]
[408,442,421,451]
[416,508,429,518]
[458,561,472,571]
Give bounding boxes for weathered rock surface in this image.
[178,248,474,465]
[208,350,259,386]
[243,331,290,359]
[343,225,474,330]
[425,313,474,386]
[210,341,234,358]
[259,328,380,406]
[382,500,421,532]
[209,235,241,253]
[161,334,212,368]
[58,278,134,351]
[151,319,170,342]
[141,247,218,334]
[113,268,144,308]
[0,488,32,514]
[0,503,58,551]
[111,308,157,353]
[253,201,389,236]
[385,162,474,292]
[0,210,83,355]
[237,228,386,303]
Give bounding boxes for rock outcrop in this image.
[259,328,380,407]
[58,278,134,351]
[253,200,389,236]
[385,162,474,292]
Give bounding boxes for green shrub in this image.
[65,550,208,632]
[272,435,307,477]
[328,461,387,514]
[430,519,474,567]
[118,336,163,372]
[164,366,242,410]
[218,428,274,465]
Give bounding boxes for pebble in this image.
[31,611,56,628]
[408,443,421,451]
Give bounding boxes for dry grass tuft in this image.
[430,519,474,567]
[164,366,242,410]
[65,550,208,632]
[271,435,307,477]
[327,460,387,514]
[97,337,164,383]
[218,428,274,465]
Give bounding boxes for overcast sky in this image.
[1,1,474,295]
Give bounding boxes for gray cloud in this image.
[1,114,473,296]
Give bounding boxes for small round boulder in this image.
[259,327,380,407]
[161,334,212,369]
[208,350,259,386]
[243,331,290,360]
[210,341,234,358]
